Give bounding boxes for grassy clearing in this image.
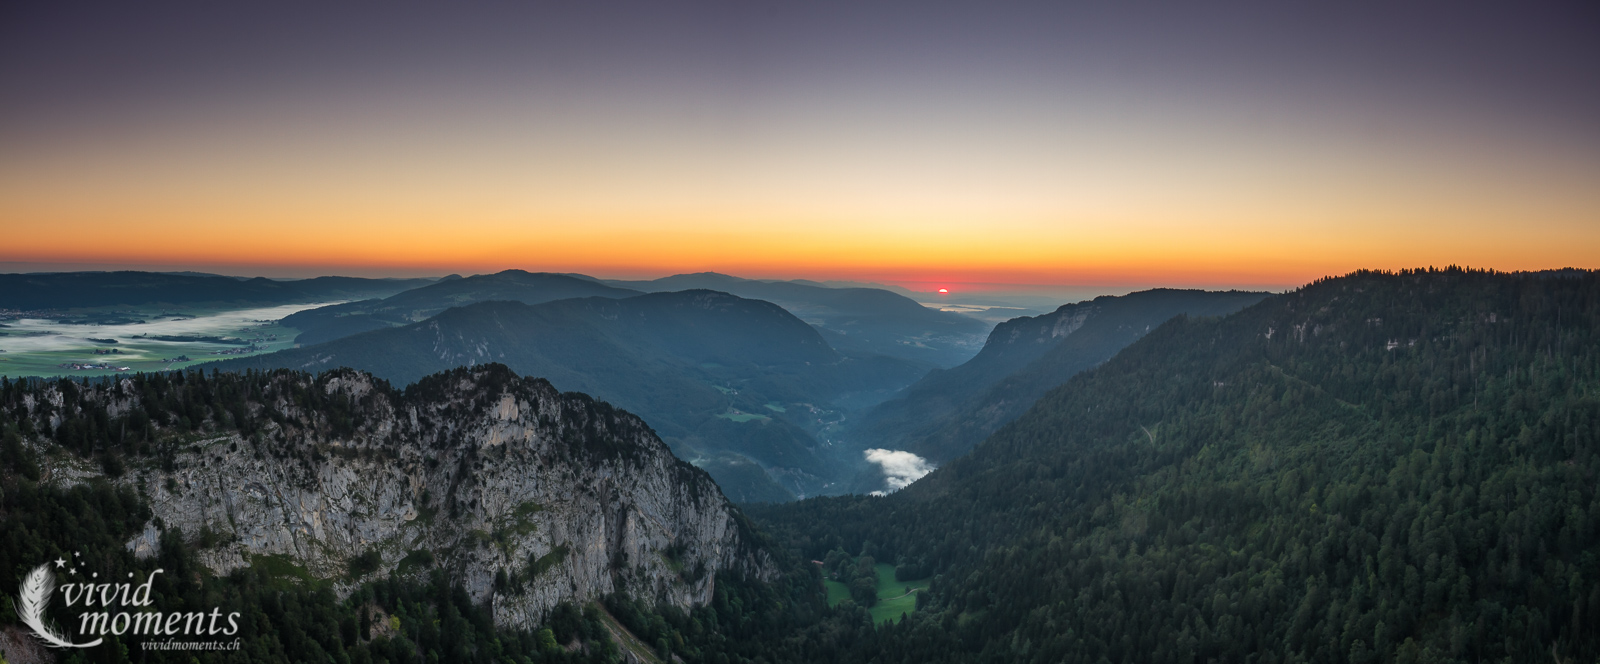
[822,563,931,626]
[824,578,852,605]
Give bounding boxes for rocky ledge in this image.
[27,364,772,629]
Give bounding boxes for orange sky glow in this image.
[3,3,1596,291]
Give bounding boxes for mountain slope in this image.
[848,288,1266,467]
[0,271,434,310]
[282,269,641,345]
[752,268,1600,663]
[5,364,773,628]
[214,291,926,501]
[607,272,990,368]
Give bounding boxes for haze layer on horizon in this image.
[2,1,1596,288]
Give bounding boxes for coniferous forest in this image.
[749,268,1600,663]
[2,268,1597,664]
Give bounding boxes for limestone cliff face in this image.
[33,365,771,629]
[982,301,1096,359]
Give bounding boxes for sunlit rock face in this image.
[36,365,772,629]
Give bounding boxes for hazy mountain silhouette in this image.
[0,271,435,310]
[605,272,990,368]
[282,270,641,345]
[214,290,926,501]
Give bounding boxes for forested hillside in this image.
[847,288,1265,468]
[751,268,1600,663]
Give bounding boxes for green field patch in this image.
[0,302,329,379]
[822,563,930,626]
[712,385,734,395]
[823,578,852,606]
[762,402,787,413]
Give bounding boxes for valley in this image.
[0,302,333,377]
[1,268,1595,664]
[5,5,1588,661]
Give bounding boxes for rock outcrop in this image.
[27,364,771,629]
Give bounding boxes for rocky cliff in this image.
[18,364,772,629]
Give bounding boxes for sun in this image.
[937,288,949,294]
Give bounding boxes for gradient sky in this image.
[2,1,1596,289]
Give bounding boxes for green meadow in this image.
[0,302,331,379]
[822,562,931,626]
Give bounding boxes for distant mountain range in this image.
[281,270,990,369]
[3,269,1280,507]
[0,271,436,310]
[281,270,641,345]
[843,288,1268,486]
[602,272,990,368]
[211,290,927,502]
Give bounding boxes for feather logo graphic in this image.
[13,564,101,648]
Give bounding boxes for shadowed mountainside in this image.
[604,272,991,369]
[282,270,641,345]
[213,290,927,502]
[846,289,1267,473]
[750,268,1600,663]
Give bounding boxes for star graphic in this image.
[74,551,81,558]
[55,558,66,568]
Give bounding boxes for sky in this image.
[2,1,1596,292]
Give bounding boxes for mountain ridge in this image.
[846,288,1268,472]
[282,270,642,345]
[6,363,774,628]
[211,290,928,502]
[749,267,1600,662]
[604,272,990,368]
